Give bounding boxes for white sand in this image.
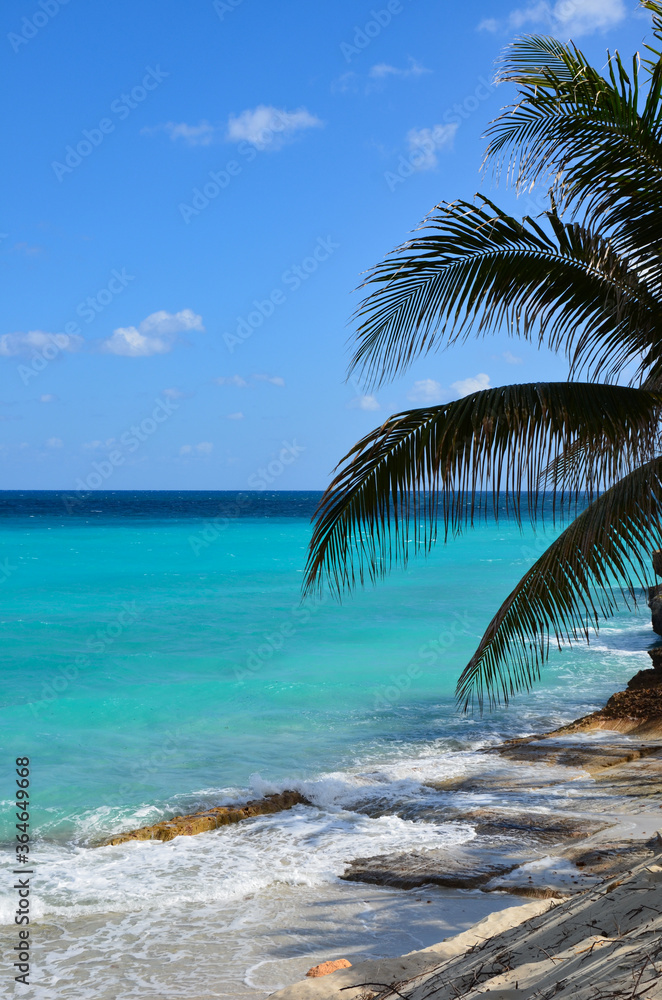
[272,850,662,1000]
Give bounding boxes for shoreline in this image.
[267,656,662,1000]
[10,646,659,997]
[271,845,662,1000]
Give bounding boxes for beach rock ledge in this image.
[102,790,309,846]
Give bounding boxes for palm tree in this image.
[304,1,662,712]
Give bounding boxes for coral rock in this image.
[103,790,309,847]
[306,960,352,978]
[627,664,662,690]
[603,687,662,720]
[649,647,662,672]
[649,585,662,637]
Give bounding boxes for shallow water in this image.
[0,491,656,997]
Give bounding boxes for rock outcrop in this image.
[543,649,662,737]
[598,677,662,721]
[340,850,518,890]
[649,584,662,636]
[102,790,309,846]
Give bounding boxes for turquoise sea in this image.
[0,491,655,998]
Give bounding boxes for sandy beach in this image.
[271,761,662,1000]
[267,666,662,1000]
[272,849,662,1000]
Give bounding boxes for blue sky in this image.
[0,0,649,489]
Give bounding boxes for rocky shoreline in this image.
[338,645,662,902]
[265,579,662,1000]
[97,596,662,998]
[266,651,662,1000]
[100,648,662,919]
[271,850,662,1000]
[103,650,662,887]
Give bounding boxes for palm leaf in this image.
[349,198,660,389]
[456,456,662,711]
[485,33,662,264]
[304,383,662,598]
[641,2,662,69]
[539,418,662,495]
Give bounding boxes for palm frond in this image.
[304,383,662,598]
[493,34,579,86]
[456,456,662,711]
[350,198,660,389]
[485,33,662,262]
[641,2,662,68]
[539,418,662,494]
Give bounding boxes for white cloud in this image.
[331,71,359,94]
[226,105,323,150]
[349,394,380,411]
[83,438,116,451]
[407,123,458,170]
[215,375,248,387]
[215,373,285,388]
[502,351,523,365]
[13,242,42,257]
[144,120,218,146]
[408,379,446,404]
[163,387,185,399]
[479,0,626,37]
[452,373,491,396]
[226,411,244,420]
[369,58,431,79]
[0,330,83,357]
[40,394,57,403]
[100,309,204,357]
[180,442,214,454]
[46,437,63,448]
